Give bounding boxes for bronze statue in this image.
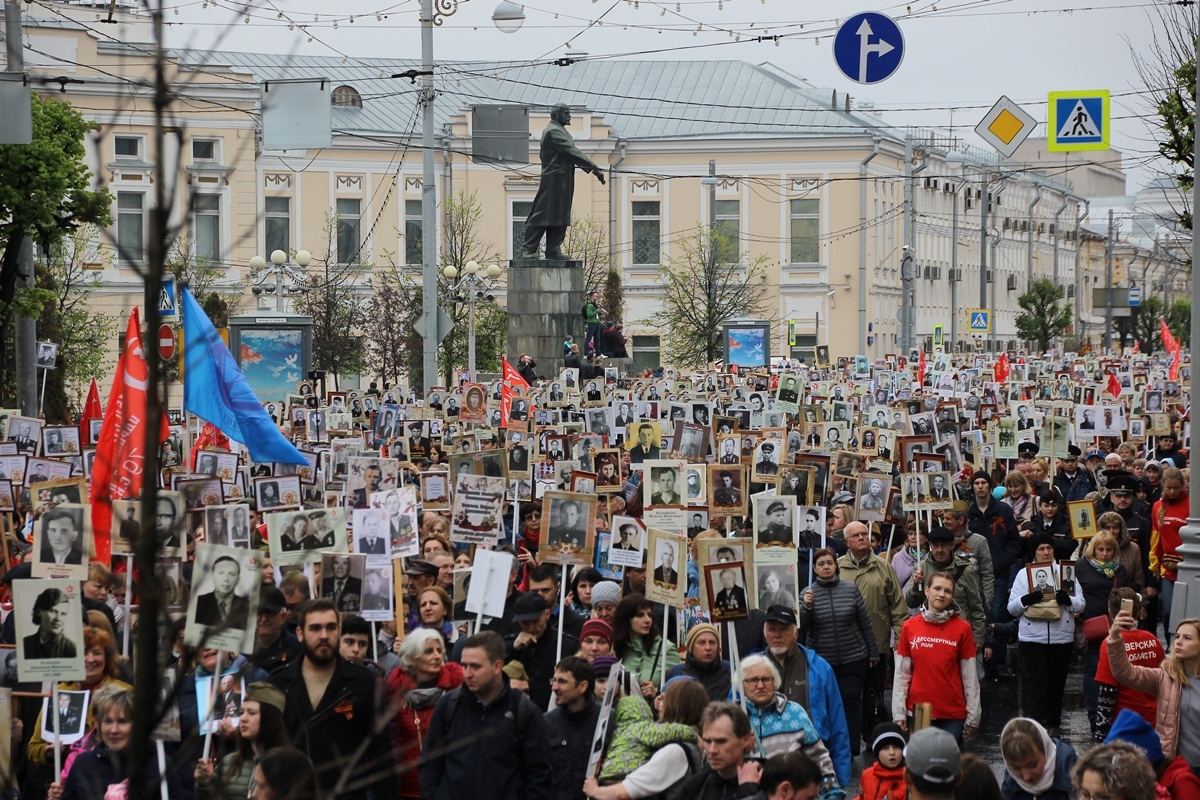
[520,103,606,260]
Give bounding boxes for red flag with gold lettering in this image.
[501,357,529,391]
[88,308,169,563]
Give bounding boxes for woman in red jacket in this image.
[1151,467,1188,638]
[390,628,464,799]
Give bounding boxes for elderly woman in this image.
[29,626,131,770]
[740,654,839,788]
[663,623,731,702]
[420,527,451,559]
[1107,609,1200,770]
[389,629,463,800]
[1072,741,1157,800]
[48,686,180,799]
[799,548,879,757]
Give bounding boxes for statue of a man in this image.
[520,103,606,260]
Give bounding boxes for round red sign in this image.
[157,324,175,360]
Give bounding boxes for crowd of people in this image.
[0,346,1197,800]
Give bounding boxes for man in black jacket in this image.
[527,564,586,639]
[504,593,579,710]
[421,631,553,800]
[546,657,600,800]
[677,702,762,800]
[269,599,395,800]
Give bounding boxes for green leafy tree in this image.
[0,95,112,403]
[1125,296,1165,353]
[1133,4,1196,229]
[365,268,410,387]
[564,214,624,324]
[1015,278,1072,352]
[1167,299,1191,347]
[658,225,772,368]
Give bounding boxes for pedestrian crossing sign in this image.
[967,308,991,333]
[159,276,178,319]
[1047,90,1109,152]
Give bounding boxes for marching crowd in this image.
[0,347,1198,800]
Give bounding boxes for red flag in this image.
[1171,347,1181,381]
[501,357,529,391]
[1132,340,1140,355]
[917,350,927,385]
[499,383,514,429]
[78,378,102,444]
[1106,373,1122,399]
[88,308,169,563]
[1162,319,1179,354]
[994,353,1010,383]
[189,422,231,470]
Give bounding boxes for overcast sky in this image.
[165,0,1174,193]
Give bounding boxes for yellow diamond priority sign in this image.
[975,96,1037,158]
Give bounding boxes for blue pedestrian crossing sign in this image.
[967,308,991,333]
[159,276,178,319]
[833,12,905,85]
[1048,90,1110,152]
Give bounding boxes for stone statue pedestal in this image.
[507,257,583,380]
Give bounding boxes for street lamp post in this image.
[442,260,503,382]
[249,248,311,310]
[417,0,523,392]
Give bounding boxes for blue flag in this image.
[182,288,307,465]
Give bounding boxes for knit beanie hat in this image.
[1104,708,1164,761]
[580,618,613,646]
[971,471,993,488]
[592,654,620,677]
[870,722,908,758]
[591,581,622,609]
[684,623,721,653]
[503,661,530,682]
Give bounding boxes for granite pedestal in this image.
[507,257,583,380]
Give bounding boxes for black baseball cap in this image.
[512,592,549,622]
[764,605,797,626]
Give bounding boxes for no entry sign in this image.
[157,323,176,361]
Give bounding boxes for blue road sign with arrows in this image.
[833,12,905,85]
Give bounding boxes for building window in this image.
[114,135,140,158]
[332,86,363,108]
[405,199,423,266]
[632,201,660,266]
[714,199,739,262]
[117,192,144,264]
[631,335,660,375]
[790,198,820,264]
[264,196,290,257]
[192,139,218,161]
[512,200,535,258]
[193,194,221,263]
[336,198,362,264]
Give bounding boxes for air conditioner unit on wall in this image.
[949,268,962,282]
[1007,275,1018,291]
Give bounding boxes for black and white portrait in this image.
[14,580,84,681]
[185,544,261,651]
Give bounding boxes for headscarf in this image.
[1004,718,1058,796]
[1089,557,1118,578]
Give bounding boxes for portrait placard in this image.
[538,490,597,566]
[14,579,85,681]
[185,543,262,652]
[703,561,749,622]
[607,515,645,568]
[645,528,686,608]
[41,690,89,745]
[707,463,747,516]
[266,507,349,565]
[449,473,506,546]
[319,552,367,613]
[753,494,796,550]
[1068,499,1098,540]
[644,459,686,508]
[31,503,91,580]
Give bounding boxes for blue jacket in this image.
[1001,739,1077,800]
[759,644,851,787]
[744,693,834,780]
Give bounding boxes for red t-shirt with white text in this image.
[897,614,976,720]
[1095,629,1164,725]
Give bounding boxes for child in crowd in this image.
[597,677,698,783]
[857,722,907,800]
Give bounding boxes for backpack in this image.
[581,302,591,322]
[644,742,703,800]
[439,685,532,748]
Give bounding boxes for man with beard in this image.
[269,599,396,800]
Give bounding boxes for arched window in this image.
[331,85,362,108]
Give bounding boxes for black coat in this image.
[1076,558,1128,622]
[505,624,579,710]
[268,655,396,800]
[61,745,181,800]
[420,682,553,800]
[545,700,603,800]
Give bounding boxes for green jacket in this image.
[585,301,601,324]
[837,551,908,653]
[598,695,697,781]
[904,553,989,649]
[620,635,681,690]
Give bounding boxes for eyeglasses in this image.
[742,676,773,686]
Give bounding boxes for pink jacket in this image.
[1108,634,1183,760]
